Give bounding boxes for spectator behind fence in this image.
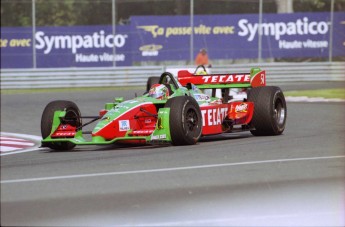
[195,48,211,67]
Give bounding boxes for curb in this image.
[0,132,42,156]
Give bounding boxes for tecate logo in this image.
[202,74,250,83]
[201,107,228,126]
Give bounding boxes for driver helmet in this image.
[195,69,207,75]
[148,84,169,100]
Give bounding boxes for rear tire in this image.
[247,86,287,136]
[41,100,81,150]
[165,96,202,145]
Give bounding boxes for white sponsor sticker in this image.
[151,135,159,140]
[119,120,130,131]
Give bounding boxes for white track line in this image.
[285,96,345,102]
[1,155,344,184]
[134,211,344,227]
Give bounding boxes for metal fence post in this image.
[32,0,36,68]
[190,0,194,65]
[112,0,116,67]
[329,0,334,62]
[258,0,263,63]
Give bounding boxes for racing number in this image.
[260,73,265,85]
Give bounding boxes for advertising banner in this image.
[1,27,33,68]
[132,12,345,61]
[1,25,131,68]
[1,12,344,69]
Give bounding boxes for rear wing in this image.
[177,67,266,89]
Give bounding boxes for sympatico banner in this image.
[132,12,345,61]
[1,12,344,68]
[1,25,132,68]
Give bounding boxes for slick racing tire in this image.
[247,86,287,136]
[41,100,82,150]
[165,96,202,145]
[146,76,160,93]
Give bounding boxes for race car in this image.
[41,66,287,150]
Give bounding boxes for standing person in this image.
[195,48,210,67]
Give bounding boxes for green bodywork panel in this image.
[149,108,171,144]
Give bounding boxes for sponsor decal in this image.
[119,120,130,131]
[0,39,31,47]
[151,135,159,140]
[151,134,167,140]
[238,17,329,42]
[261,73,265,84]
[139,44,162,56]
[53,132,75,137]
[137,24,234,38]
[194,94,210,101]
[35,30,128,54]
[201,107,228,126]
[132,130,153,134]
[201,74,250,83]
[235,103,248,113]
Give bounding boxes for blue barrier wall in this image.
[1,12,344,68]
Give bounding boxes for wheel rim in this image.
[185,108,198,132]
[274,98,285,126]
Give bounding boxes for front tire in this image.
[247,86,287,136]
[165,96,202,145]
[41,100,81,150]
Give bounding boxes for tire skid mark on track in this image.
[1,155,344,184]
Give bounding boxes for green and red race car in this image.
[41,66,287,150]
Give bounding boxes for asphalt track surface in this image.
[1,83,345,226]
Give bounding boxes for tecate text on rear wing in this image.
[177,67,266,89]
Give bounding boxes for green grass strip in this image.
[285,88,345,99]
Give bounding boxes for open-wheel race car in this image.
[41,66,287,150]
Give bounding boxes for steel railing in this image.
[1,62,344,89]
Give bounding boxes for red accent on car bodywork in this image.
[250,71,266,87]
[178,70,251,86]
[128,129,155,136]
[92,103,157,140]
[228,102,254,125]
[200,101,254,135]
[51,124,77,138]
[200,104,229,135]
[99,109,108,117]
